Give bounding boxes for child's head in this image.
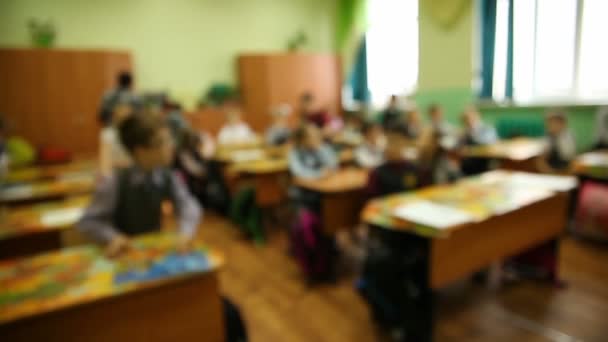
[406,109,421,125]
[117,71,133,90]
[271,104,292,125]
[294,124,322,149]
[119,111,175,170]
[300,92,315,113]
[545,110,567,136]
[428,103,443,123]
[227,110,243,125]
[388,95,398,108]
[362,122,384,145]
[462,107,481,130]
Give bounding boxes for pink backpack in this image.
[574,181,608,241]
[290,208,336,282]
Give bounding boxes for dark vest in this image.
[547,136,570,170]
[113,168,174,236]
[374,162,421,197]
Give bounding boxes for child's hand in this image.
[105,234,131,258]
[176,235,194,254]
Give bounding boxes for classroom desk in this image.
[0,196,90,259]
[4,160,97,184]
[0,173,95,206]
[460,137,545,172]
[227,148,356,208]
[0,233,225,342]
[361,170,575,341]
[230,159,290,207]
[572,150,608,181]
[295,167,369,234]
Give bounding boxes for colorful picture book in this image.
[0,233,222,324]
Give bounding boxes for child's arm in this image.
[99,131,113,177]
[169,172,202,243]
[77,176,123,245]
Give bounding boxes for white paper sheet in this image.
[231,149,265,163]
[41,207,84,227]
[393,201,476,229]
[0,185,34,200]
[508,172,577,192]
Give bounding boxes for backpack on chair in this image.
[573,180,608,241]
[290,208,337,283]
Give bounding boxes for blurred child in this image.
[79,111,201,257]
[98,71,141,126]
[289,124,338,179]
[265,104,292,146]
[592,107,608,150]
[299,92,329,129]
[459,107,498,175]
[380,95,403,132]
[428,103,455,138]
[99,103,133,177]
[399,109,424,141]
[218,110,256,145]
[536,110,576,173]
[340,113,364,145]
[355,123,386,168]
[366,133,433,198]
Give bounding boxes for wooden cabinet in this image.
[0,48,132,155]
[238,53,342,132]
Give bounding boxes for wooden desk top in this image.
[0,174,95,205]
[295,167,369,193]
[573,150,608,179]
[361,170,576,237]
[227,147,353,175]
[0,233,223,325]
[5,160,97,184]
[230,158,289,175]
[461,138,545,161]
[0,196,90,241]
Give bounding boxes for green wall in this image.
[414,0,597,152]
[0,0,337,109]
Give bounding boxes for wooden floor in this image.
[198,214,608,342]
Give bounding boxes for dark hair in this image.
[362,121,380,135]
[300,92,313,103]
[546,109,567,123]
[119,111,167,153]
[118,71,133,89]
[428,103,441,114]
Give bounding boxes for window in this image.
[366,0,418,107]
[493,0,608,103]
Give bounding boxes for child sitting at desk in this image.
[428,103,455,138]
[398,108,424,141]
[265,104,292,146]
[459,107,498,175]
[592,107,608,151]
[355,122,386,168]
[218,110,256,146]
[79,111,201,257]
[366,133,433,198]
[536,110,576,174]
[288,124,338,180]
